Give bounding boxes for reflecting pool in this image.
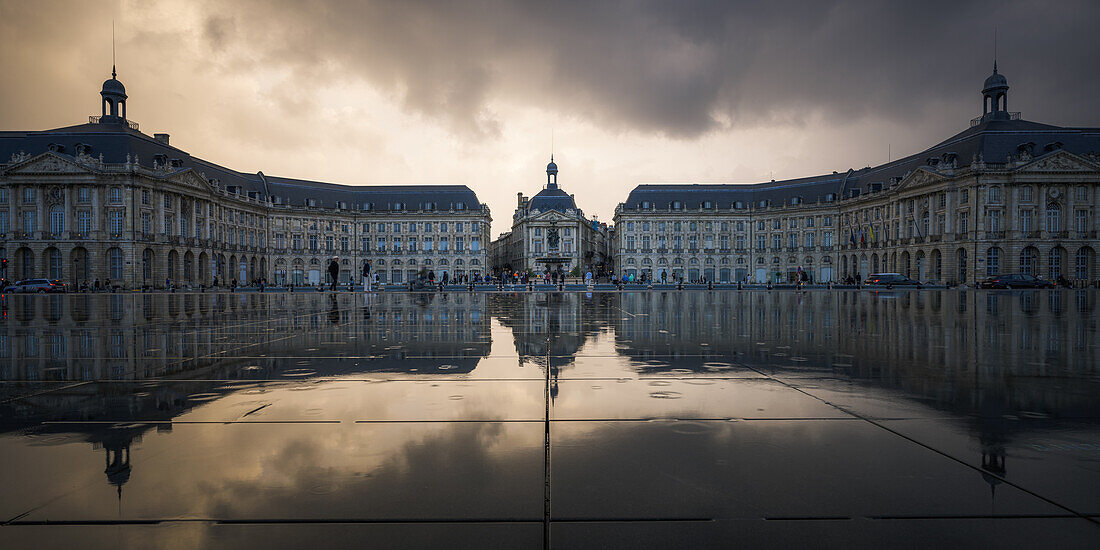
[0,290,1097,548]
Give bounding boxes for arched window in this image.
[47,248,62,279]
[986,247,1001,276]
[1075,248,1091,280]
[1020,248,1037,276]
[1048,248,1064,280]
[1046,202,1062,232]
[49,206,65,234]
[108,248,124,280]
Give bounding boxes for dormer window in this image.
[790,197,802,205]
[758,200,768,208]
[672,201,682,210]
[825,193,836,202]
[703,200,713,209]
[640,201,651,209]
[456,202,465,210]
[393,202,403,211]
[733,201,744,209]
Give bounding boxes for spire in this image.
[112,20,117,79]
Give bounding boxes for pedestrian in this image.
[362,260,372,292]
[328,257,340,291]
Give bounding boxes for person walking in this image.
[328,257,340,291]
[362,260,372,292]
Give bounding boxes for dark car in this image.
[978,273,1055,289]
[6,279,67,293]
[864,273,922,288]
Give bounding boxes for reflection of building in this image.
[0,70,491,289]
[614,290,1099,410]
[0,293,490,381]
[490,158,610,276]
[614,67,1099,285]
[489,292,614,367]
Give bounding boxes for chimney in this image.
[154,133,170,145]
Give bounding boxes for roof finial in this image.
[993,27,997,74]
[112,20,117,78]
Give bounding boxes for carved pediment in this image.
[3,151,94,175]
[167,169,214,191]
[1017,150,1098,173]
[896,168,945,190]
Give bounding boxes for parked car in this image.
[864,273,922,288]
[6,279,67,293]
[978,273,1055,289]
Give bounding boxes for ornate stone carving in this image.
[1025,153,1087,172]
[46,186,64,205]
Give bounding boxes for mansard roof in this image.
[623,117,1100,211]
[0,119,483,211]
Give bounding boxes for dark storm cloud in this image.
[202,0,1100,138]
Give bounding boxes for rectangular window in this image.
[165,215,174,236]
[181,217,189,237]
[23,188,36,203]
[988,210,1001,232]
[824,216,833,227]
[440,237,449,251]
[164,194,172,209]
[805,233,815,247]
[960,189,968,204]
[141,189,150,205]
[424,238,433,251]
[1075,210,1088,233]
[823,232,833,247]
[21,210,35,234]
[325,236,334,250]
[0,188,7,204]
[78,187,90,203]
[309,235,318,250]
[376,237,385,251]
[455,237,464,252]
[109,211,124,234]
[1021,186,1033,202]
[0,211,8,234]
[141,212,151,234]
[341,237,349,251]
[471,237,480,251]
[756,235,766,251]
[958,212,969,234]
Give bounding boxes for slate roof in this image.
[0,119,483,211]
[528,186,579,213]
[623,117,1100,211]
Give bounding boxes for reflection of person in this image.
[328,293,339,324]
[328,258,340,291]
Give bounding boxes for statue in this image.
[547,227,560,249]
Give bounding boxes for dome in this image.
[528,186,577,213]
[983,69,1007,92]
[546,159,558,174]
[101,77,127,97]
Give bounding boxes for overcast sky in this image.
[2,0,1098,235]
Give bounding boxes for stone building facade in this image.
[613,67,1099,285]
[0,72,491,288]
[490,158,611,277]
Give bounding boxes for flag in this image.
[849,230,855,245]
[869,224,876,243]
[860,226,866,244]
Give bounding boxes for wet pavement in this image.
[0,290,1098,548]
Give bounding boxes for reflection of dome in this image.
[529,187,577,212]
